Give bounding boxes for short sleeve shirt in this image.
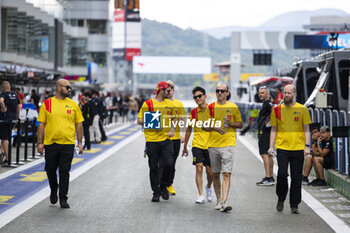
[170,98,187,140]
[321,138,333,158]
[0,91,20,121]
[189,106,211,149]
[270,102,312,151]
[38,97,84,145]
[208,101,242,147]
[137,98,174,142]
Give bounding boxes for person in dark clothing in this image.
[30,89,40,111]
[91,90,107,142]
[0,81,20,164]
[256,86,275,186]
[82,92,95,150]
[309,126,334,186]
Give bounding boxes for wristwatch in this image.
[305,144,310,147]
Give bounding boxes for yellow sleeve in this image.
[270,107,277,126]
[75,103,84,123]
[179,102,187,117]
[37,105,46,123]
[303,107,312,125]
[233,106,242,122]
[137,102,148,119]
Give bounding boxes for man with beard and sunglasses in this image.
[37,79,84,208]
[268,84,311,214]
[208,83,243,212]
[137,81,175,202]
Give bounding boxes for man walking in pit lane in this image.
[137,81,176,202]
[164,80,187,196]
[182,86,218,204]
[268,84,311,214]
[256,86,275,186]
[208,83,243,212]
[37,79,84,208]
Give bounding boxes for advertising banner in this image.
[294,34,350,49]
[133,56,212,74]
[125,48,141,61]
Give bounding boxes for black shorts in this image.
[323,156,333,169]
[192,147,211,167]
[0,123,11,140]
[258,130,270,155]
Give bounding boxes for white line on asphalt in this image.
[237,135,350,233]
[0,130,141,229]
[0,123,136,181]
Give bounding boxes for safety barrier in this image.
[0,118,38,167]
[308,107,349,177]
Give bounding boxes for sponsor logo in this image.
[143,111,161,129]
[143,111,222,129]
[67,110,71,114]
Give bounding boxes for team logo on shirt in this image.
[67,110,71,114]
[144,111,161,129]
[294,116,299,121]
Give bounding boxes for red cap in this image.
[153,81,170,94]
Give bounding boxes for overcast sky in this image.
[141,0,350,30]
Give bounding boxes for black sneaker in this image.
[302,176,309,185]
[276,200,284,212]
[308,178,319,186]
[50,193,58,204]
[60,200,70,209]
[161,188,169,200]
[151,193,160,202]
[312,179,327,186]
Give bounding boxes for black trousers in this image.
[146,139,174,194]
[83,122,91,149]
[276,149,304,208]
[163,139,181,186]
[44,143,74,201]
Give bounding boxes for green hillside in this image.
[141,19,311,85]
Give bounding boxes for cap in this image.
[320,125,330,133]
[153,81,170,94]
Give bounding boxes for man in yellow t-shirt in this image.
[268,84,311,214]
[37,79,84,209]
[182,86,218,204]
[208,83,243,212]
[137,81,175,202]
[164,80,187,195]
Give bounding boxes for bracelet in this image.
[37,142,43,145]
[77,142,82,145]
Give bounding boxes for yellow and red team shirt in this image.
[270,102,311,151]
[189,105,211,149]
[170,98,187,140]
[208,101,242,147]
[38,97,84,145]
[137,98,174,142]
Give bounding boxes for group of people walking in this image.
[138,81,325,215]
[137,81,243,212]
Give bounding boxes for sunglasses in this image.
[63,86,72,90]
[193,94,203,100]
[216,89,227,93]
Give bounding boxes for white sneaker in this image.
[195,195,205,204]
[220,203,232,212]
[215,200,223,210]
[206,185,213,202]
